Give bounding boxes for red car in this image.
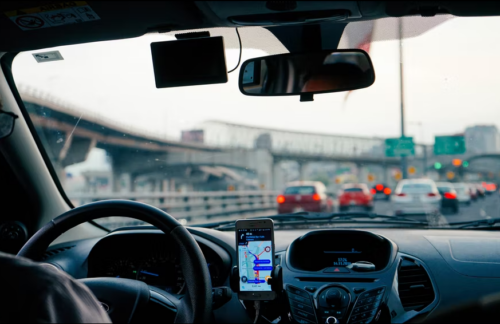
[277,181,330,214]
[339,183,373,212]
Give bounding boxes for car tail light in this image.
[370,189,376,194]
[376,184,383,191]
[444,192,456,199]
[427,193,438,197]
[396,193,406,197]
[277,195,285,204]
[312,193,321,201]
[384,188,391,195]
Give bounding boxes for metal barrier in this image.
[68,191,280,227]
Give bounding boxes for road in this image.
[373,193,500,225]
[96,194,500,230]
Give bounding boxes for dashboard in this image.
[86,232,227,294]
[88,232,227,294]
[43,226,500,324]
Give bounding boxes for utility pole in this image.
[399,17,408,179]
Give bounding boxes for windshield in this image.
[284,186,316,195]
[400,184,433,194]
[344,188,363,192]
[11,16,500,230]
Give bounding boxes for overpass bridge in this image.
[20,86,433,194]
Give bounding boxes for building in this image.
[464,125,500,154]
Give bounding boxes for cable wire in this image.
[228,28,242,73]
[253,300,261,324]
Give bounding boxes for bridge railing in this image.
[68,191,280,227]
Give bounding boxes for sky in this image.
[11,15,500,148]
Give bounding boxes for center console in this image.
[286,284,385,324]
[280,230,404,324]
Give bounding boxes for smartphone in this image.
[235,219,276,300]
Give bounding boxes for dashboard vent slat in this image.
[398,258,435,312]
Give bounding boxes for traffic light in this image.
[463,161,469,168]
[434,162,442,170]
[452,159,462,167]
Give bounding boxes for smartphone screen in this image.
[237,226,274,293]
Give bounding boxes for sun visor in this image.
[150,36,228,89]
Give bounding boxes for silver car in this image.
[392,179,441,215]
[453,183,472,205]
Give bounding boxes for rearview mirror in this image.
[239,50,375,97]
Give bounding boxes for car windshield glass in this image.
[11,16,500,230]
[284,186,315,195]
[437,186,453,192]
[400,184,433,193]
[344,188,363,192]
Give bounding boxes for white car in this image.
[453,183,472,205]
[392,179,441,215]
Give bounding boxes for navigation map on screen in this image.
[237,228,273,292]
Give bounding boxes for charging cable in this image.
[227,28,242,73]
[253,300,261,323]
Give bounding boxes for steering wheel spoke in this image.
[149,285,182,313]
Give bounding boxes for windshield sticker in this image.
[5,1,100,31]
[32,51,64,63]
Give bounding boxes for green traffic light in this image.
[434,162,442,170]
[463,161,469,167]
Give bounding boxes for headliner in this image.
[0,1,500,53]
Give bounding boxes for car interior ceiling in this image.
[4,1,500,324]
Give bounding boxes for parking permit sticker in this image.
[32,51,64,63]
[5,1,100,31]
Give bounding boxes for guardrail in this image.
[68,191,280,227]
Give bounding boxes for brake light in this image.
[427,193,438,197]
[312,193,321,201]
[370,189,376,194]
[277,195,285,204]
[384,188,391,195]
[396,193,406,197]
[444,192,456,199]
[376,184,383,191]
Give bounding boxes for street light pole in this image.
[399,17,408,179]
[409,122,428,176]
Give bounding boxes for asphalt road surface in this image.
[373,193,500,225]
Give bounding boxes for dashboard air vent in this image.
[397,258,435,312]
[43,245,75,260]
[275,253,282,266]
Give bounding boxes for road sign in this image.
[385,137,415,157]
[408,166,416,175]
[394,171,402,180]
[434,136,466,155]
[367,174,375,182]
[446,171,455,180]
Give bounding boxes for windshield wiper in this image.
[449,218,500,229]
[205,211,428,230]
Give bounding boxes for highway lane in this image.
[373,193,500,225]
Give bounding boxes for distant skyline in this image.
[11,16,500,146]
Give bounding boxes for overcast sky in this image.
[12,15,500,147]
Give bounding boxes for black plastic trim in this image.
[0,52,110,233]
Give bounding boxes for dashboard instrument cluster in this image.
[87,232,225,294]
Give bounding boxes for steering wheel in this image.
[17,200,212,323]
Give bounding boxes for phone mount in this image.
[230,265,283,299]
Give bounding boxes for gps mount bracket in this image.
[230,265,283,299]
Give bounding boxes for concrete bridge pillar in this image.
[298,162,308,181]
[273,162,286,191]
